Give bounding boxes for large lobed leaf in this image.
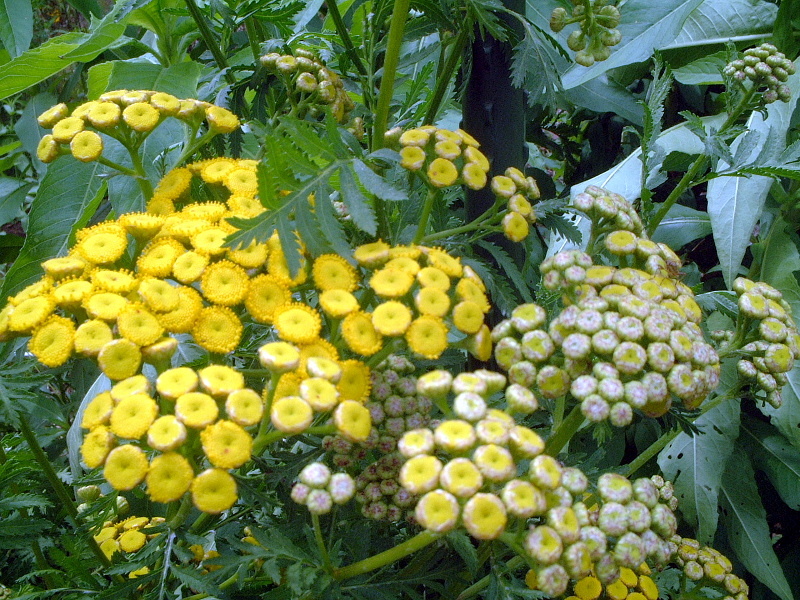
[0,0,32,58]
[741,418,800,510]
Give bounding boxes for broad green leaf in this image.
[65,0,104,18]
[658,391,740,544]
[673,52,727,85]
[1,159,107,298]
[720,448,794,600]
[651,203,712,249]
[665,0,777,49]
[741,418,800,510]
[60,24,126,62]
[707,71,800,289]
[0,0,32,57]
[562,0,705,89]
[292,0,324,32]
[755,217,800,322]
[564,76,644,127]
[0,178,29,226]
[762,363,800,451]
[87,60,202,100]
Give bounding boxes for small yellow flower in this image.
[371,301,413,336]
[98,338,142,380]
[77,227,129,264]
[462,162,488,190]
[200,260,249,306]
[37,103,69,128]
[427,158,458,187]
[81,391,114,429]
[417,266,450,290]
[110,393,159,439]
[205,105,240,133]
[225,389,264,427]
[502,211,529,242]
[225,168,257,195]
[91,269,136,294]
[150,92,181,116]
[36,134,60,163]
[271,396,313,433]
[200,158,236,183]
[118,529,147,553]
[147,415,187,451]
[81,425,115,468]
[341,311,383,356]
[259,341,301,373]
[118,212,164,240]
[462,493,507,540]
[157,286,203,333]
[137,239,185,277]
[103,444,149,490]
[319,289,359,317]
[42,255,86,279]
[452,300,485,334]
[117,304,164,346]
[227,239,268,266]
[70,130,103,162]
[312,255,359,291]
[9,296,55,333]
[29,315,75,367]
[199,365,244,398]
[415,287,450,317]
[192,306,242,354]
[370,268,414,298]
[399,146,426,170]
[201,419,253,469]
[405,315,449,359]
[154,168,192,200]
[175,392,219,428]
[244,274,290,324]
[146,452,194,503]
[110,374,151,402]
[51,116,85,143]
[123,102,160,132]
[336,360,371,403]
[415,489,460,533]
[440,458,483,498]
[425,248,462,277]
[191,468,238,513]
[353,240,390,267]
[464,146,489,171]
[400,455,443,494]
[399,129,430,147]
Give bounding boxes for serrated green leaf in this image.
[1,158,107,299]
[0,493,50,512]
[294,195,328,257]
[170,563,223,597]
[0,0,33,58]
[339,164,377,236]
[510,22,563,109]
[282,118,337,162]
[658,391,740,544]
[741,418,800,510]
[314,183,352,259]
[257,160,280,210]
[476,240,533,304]
[446,531,478,576]
[720,448,794,600]
[277,214,302,278]
[694,290,739,319]
[762,363,800,451]
[353,159,406,201]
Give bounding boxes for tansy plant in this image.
[2,7,800,600]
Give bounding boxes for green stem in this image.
[173,128,216,169]
[126,144,155,202]
[253,425,337,455]
[455,556,525,600]
[333,530,439,580]
[167,495,193,530]
[244,18,262,63]
[189,512,218,535]
[312,513,334,574]
[544,404,585,456]
[183,0,236,85]
[424,20,471,124]
[412,188,440,244]
[326,0,368,77]
[97,156,139,177]
[370,0,412,151]
[17,416,115,571]
[420,209,496,243]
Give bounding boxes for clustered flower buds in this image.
[354,454,417,522]
[36,91,239,165]
[291,462,356,514]
[572,185,644,237]
[260,49,355,122]
[93,515,165,565]
[550,1,622,67]
[672,535,750,600]
[731,277,800,408]
[723,43,795,104]
[489,168,542,243]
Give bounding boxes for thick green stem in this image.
[97,156,139,177]
[544,404,585,456]
[412,188,440,244]
[424,21,471,123]
[313,513,334,574]
[167,495,193,530]
[326,1,368,77]
[183,0,236,85]
[333,530,439,580]
[174,128,217,168]
[253,425,337,455]
[370,0,411,151]
[126,144,155,202]
[244,18,262,62]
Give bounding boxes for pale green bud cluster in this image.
[291,462,356,514]
[672,535,750,600]
[732,277,800,408]
[550,1,623,67]
[571,185,644,237]
[259,48,355,122]
[723,43,795,104]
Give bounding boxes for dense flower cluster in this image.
[723,43,795,104]
[93,515,165,566]
[550,1,622,67]
[354,453,418,521]
[730,277,800,408]
[672,535,750,600]
[559,564,660,600]
[291,462,356,514]
[260,49,356,123]
[488,168,542,243]
[36,91,239,164]
[572,186,644,237]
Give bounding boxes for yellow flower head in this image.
[153,168,192,201]
[341,311,383,356]
[456,278,490,311]
[200,158,236,183]
[140,335,177,365]
[10,279,53,304]
[42,255,86,280]
[502,211,529,243]
[118,529,147,553]
[267,245,308,286]
[147,415,187,451]
[103,444,149,490]
[85,101,121,128]
[225,389,264,427]
[371,301,413,336]
[175,392,219,429]
[146,194,175,215]
[90,269,136,294]
[169,250,207,285]
[117,304,164,346]
[473,443,515,482]
[110,393,159,439]
[271,396,313,433]
[199,364,245,398]
[319,289,359,318]
[29,315,75,367]
[462,493,507,540]
[244,274,290,324]
[300,377,339,412]
[334,400,371,442]
[427,158,458,187]
[399,146,426,170]
[200,260,249,306]
[51,116,85,143]
[81,425,115,468]
[466,323,492,361]
[406,315,449,359]
[110,374,151,402]
[259,341,301,373]
[370,267,414,298]
[306,356,342,382]
[440,458,484,498]
[399,128,430,147]
[192,306,242,354]
[273,304,322,344]
[225,168,258,195]
[415,286,450,317]
[38,102,69,128]
[157,286,203,333]
[452,300,485,334]
[191,468,237,514]
[415,489,460,533]
[298,339,339,376]
[191,227,229,256]
[385,256,421,276]
[462,162,488,190]
[273,372,302,399]
[98,338,142,380]
[434,419,476,452]
[336,360,372,403]
[353,240,390,267]
[137,239,186,277]
[36,134,60,163]
[400,455,443,494]
[70,130,103,162]
[417,266,450,290]
[118,212,164,240]
[205,105,240,133]
[312,255,359,292]
[146,452,194,503]
[9,296,55,333]
[123,102,160,132]
[435,140,461,160]
[150,92,181,116]
[425,248,463,277]
[227,239,268,267]
[76,226,128,264]
[81,391,114,429]
[201,419,253,469]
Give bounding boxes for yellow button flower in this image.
[103,444,149,490]
[259,341,301,373]
[110,393,159,440]
[371,301,412,336]
[225,389,264,427]
[98,338,142,380]
[201,420,253,469]
[147,415,187,451]
[191,468,238,513]
[405,315,448,360]
[192,306,242,354]
[462,493,507,540]
[333,400,371,442]
[123,102,160,132]
[199,365,244,398]
[29,315,75,367]
[273,304,322,344]
[156,367,199,400]
[400,455,443,494]
[312,255,359,291]
[271,396,313,433]
[335,359,372,403]
[70,130,103,162]
[175,392,219,429]
[146,452,194,503]
[414,489,459,532]
[81,425,115,468]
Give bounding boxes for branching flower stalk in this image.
[333,530,440,580]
